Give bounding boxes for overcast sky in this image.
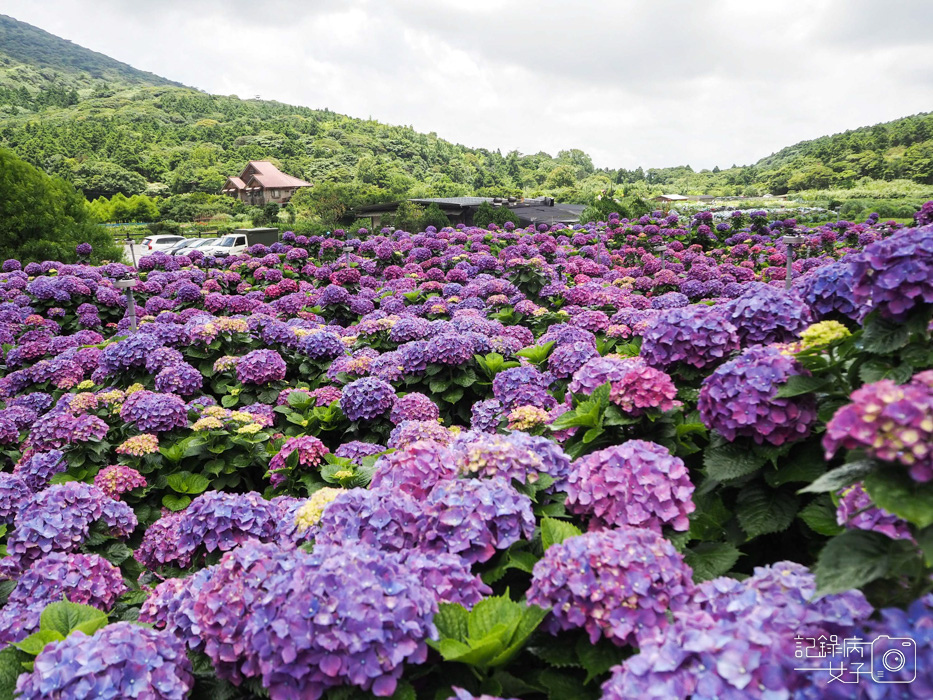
[4,0,932,170]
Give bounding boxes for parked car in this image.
[140,235,185,252]
[200,228,279,257]
[168,238,211,256]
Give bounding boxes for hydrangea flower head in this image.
[566,440,695,531]
[422,476,534,564]
[120,390,188,433]
[340,377,396,421]
[528,528,694,647]
[16,622,193,700]
[93,464,146,499]
[236,349,287,385]
[641,305,740,370]
[699,345,818,446]
[293,487,343,531]
[370,440,457,499]
[608,357,680,415]
[824,372,933,481]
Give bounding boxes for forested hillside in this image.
[0,14,930,224]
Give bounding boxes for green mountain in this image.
[0,13,930,227]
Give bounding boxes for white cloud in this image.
[3,0,931,170]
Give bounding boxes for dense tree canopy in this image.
[0,147,123,264]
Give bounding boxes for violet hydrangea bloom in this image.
[725,282,812,346]
[604,561,872,699]
[340,376,397,421]
[297,330,346,360]
[528,527,694,647]
[450,430,566,485]
[236,348,287,385]
[16,622,194,700]
[492,365,555,411]
[422,476,535,564]
[640,305,740,370]
[849,223,933,321]
[370,440,458,500]
[193,540,437,699]
[334,440,385,464]
[470,398,502,433]
[12,450,66,492]
[2,482,136,576]
[797,260,860,322]
[566,440,695,532]
[27,411,109,451]
[389,392,439,424]
[153,362,203,395]
[0,473,31,524]
[387,419,454,449]
[137,491,279,570]
[836,482,913,541]
[138,567,213,652]
[823,371,933,482]
[0,551,126,646]
[314,487,424,552]
[547,340,600,379]
[402,550,491,609]
[120,390,188,433]
[699,345,818,446]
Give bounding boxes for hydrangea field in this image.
[0,203,932,699]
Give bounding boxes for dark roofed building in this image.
[222,161,311,206]
[356,196,584,228]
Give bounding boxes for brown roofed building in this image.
[222,161,311,206]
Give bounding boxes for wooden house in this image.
[222,161,311,206]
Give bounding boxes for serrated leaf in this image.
[165,472,211,495]
[684,542,742,582]
[535,669,592,700]
[815,530,919,596]
[798,459,877,494]
[775,374,829,398]
[13,630,65,656]
[432,603,469,642]
[575,636,622,685]
[541,518,582,551]
[442,387,464,404]
[763,442,827,487]
[735,483,798,539]
[703,443,764,481]
[530,639,582,669]
[0,646,28,698]
[864,469,933,529]
[861,315,909,354]
[40,600,108,638]
[467,596,523,643]
[161,494,191,511]
[859,360,913,384]
[798,495,845,536]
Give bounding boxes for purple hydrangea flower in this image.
[267,435,329,487]
[492,365,555,411]
[370,440,458,500]
[340,377,396,421]
[138,567,213,652]
[699,345,818,446]
[153,362,203,395]
[16,622,193,700]
[0,551,126,646]
[849,224,933,321]
[315,487,424,552]
[334,440,386,464]
[2,482,136,576]
[836,482,913,541]
[725,282,812,346]
[797,261,860,321]
[27,411,109,451]
[93,464,147,500]
[236,349,287,385]
[297,330,347,360]
[528,528,694,647]
[137,491,279,570]
[120,390,188,433]
[824,371,933,481]
[0,473,31,524]
[390,392,439,425]
[641,305,741,370]
[547,340,600,379]
[470,398,502,432]
[422,476,535,564]
[566,440,695,532]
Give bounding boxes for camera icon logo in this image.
[871,635,917,684]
